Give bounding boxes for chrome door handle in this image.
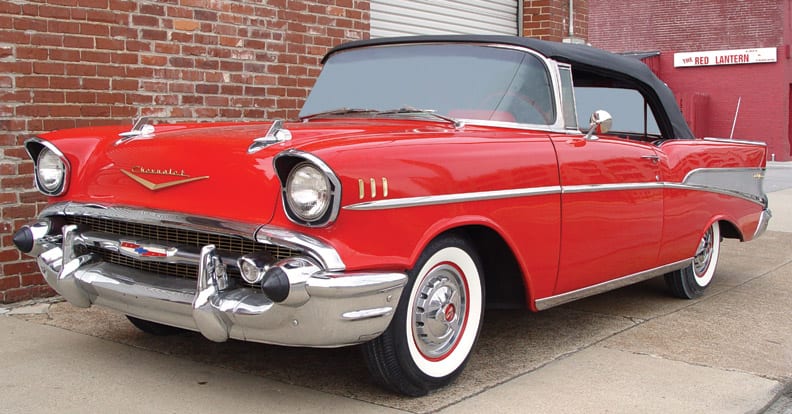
[641,155,660,163]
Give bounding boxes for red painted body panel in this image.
[294,124,563,301]
[38,118,768,309]
[655,139,767,265]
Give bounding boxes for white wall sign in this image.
[673,47,777,68]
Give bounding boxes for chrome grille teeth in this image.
[62,216,301,280]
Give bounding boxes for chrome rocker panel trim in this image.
[535,258,692,310]
[28,204,407,347]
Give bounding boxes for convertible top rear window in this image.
[301,44,556,125]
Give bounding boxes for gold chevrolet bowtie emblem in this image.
[121,168,209,191]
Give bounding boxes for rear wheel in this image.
[363,235,485,396]
[664,222,721,299]
[126,315,184,336]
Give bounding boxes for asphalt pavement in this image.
[1,163,791,414]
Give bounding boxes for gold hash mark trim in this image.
[121,169,209,191]
[358,179,365,199]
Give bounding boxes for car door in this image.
[550,133,663,294]
[549,84,665,294]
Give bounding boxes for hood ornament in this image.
[116,117,156,145]
[248,119,292,154]
[121,166,209,191]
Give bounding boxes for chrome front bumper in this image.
[22,219,407,347]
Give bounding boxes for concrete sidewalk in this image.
[1,188,791,413]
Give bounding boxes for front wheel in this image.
[664,222,721,299]
[363,235,485,396]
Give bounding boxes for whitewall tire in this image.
[363,235,484,396]
[664,222,721,299]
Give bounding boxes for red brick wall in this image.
[523,0,588,42]
[588,0,791,159]
[0,0,369,303]
[588,0,782,53]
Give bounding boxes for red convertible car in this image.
[13,36,771,396]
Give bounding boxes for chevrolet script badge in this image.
[121,166,209,191]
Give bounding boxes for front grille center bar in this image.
[79,230,240,268]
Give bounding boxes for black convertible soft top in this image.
[326,35,694,139]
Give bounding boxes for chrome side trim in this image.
[680,167,767,206]
[561,182,664,194]
[535,258,692,310]
[343,173,769,212]
[664,183,766,206]
[343,186,562,211]
[702,137,767,146]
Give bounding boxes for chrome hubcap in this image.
[413,264,466,358]
[693,227,714,277]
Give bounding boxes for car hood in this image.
[38,119,458,225]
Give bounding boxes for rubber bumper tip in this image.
[12,227,34,254]
[261,267,290,303]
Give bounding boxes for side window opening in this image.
[574,86,661,140]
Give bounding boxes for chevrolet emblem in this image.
[121,168,209,191]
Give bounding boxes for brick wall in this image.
[588,0,791,160]
[0,0,369,303]
[588,0,782,53]
[523,0,588,42]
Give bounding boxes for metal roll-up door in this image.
[371,0,518,38]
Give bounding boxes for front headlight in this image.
[27,139,70,197]
[37,149,66,193]
[285,162,331,222]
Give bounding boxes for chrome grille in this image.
[63,215,301,279]
[84,245,200,279]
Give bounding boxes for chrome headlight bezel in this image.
[25,138,70,196]
[274,150,341,227]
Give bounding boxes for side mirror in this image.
[583,110,613,141]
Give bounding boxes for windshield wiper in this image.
[376,107,464,128]
[299,107,378,121]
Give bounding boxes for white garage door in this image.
[371,0,518,38]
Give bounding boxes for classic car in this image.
[13,35,771,396]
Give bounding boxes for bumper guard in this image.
[23,221,407,347]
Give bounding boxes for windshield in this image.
[300,44,556,125]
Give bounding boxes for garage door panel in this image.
[371,0,518,38]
